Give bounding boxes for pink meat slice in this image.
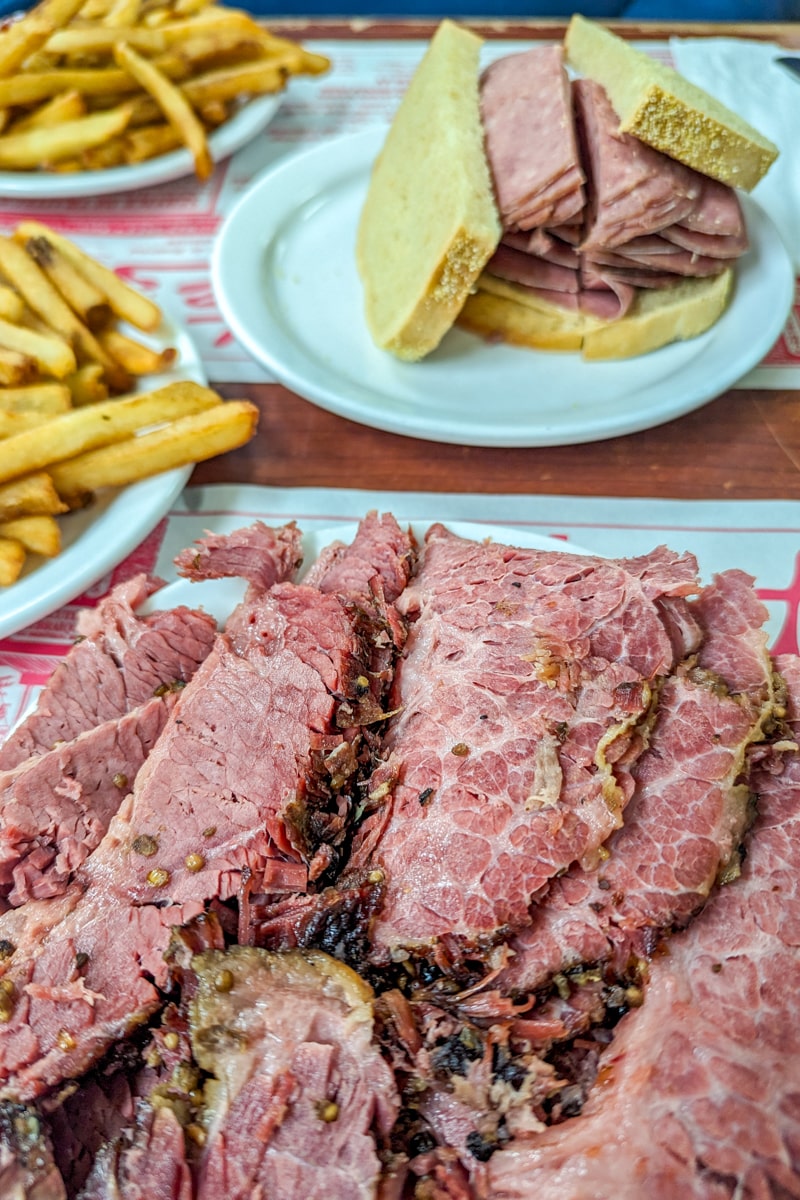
[497,670,761,996]
[305,510,414,605]
[501,232,580,270]
[513,177,584,233]
[93,512,414,909]
[682,173,747,237]
[588,243,728,277]
[548,223,582,245]
[0,1098,66,1200]
[575,79,704,251]
[90,583,369,906]
[79,1106,192,1200]
[496,569,772,998]
[0,890,203,1103]
[582,259,695,292]
[0,693,176,908]
[190,948,399,1200]
[0,578,217,772]
[480,47,584,231]
[660,223,748,258]
[578,281,635,320]
[353,528,698,965]
[486,653,800,1200]
[0,515,414,1103]
[485,245,580,294]
[174,520,304,592]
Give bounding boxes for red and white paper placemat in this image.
[0,37,795,387]
[2,483,800,739]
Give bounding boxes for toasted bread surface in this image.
[565,15,778,191]
[357,20,501,361]
[458,268,734,360]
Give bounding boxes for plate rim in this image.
[212,125,796,449]
[0,308,205,643]
[0,92,282,200]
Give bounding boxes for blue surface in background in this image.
[1,0,798,16]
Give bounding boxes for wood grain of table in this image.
[191,19,800,504]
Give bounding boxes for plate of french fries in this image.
[0,0,328,196]
[0,220,259,640]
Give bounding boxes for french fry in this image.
[39,0,95,26]
[98,328,176,374]
[257,32,330,75]
[114,42,212,180]
[0,472,68,521]
[160,30,263,67]
[0,285,25,324]
[0,537,25,586]
[0,409,51,437]
[103,0,140,25]
[80,0,115,18]
[0,69,136,108]
[0,316,75,378]
[0,380,222,484]
[45,22,169,55]
[19,49,61,72]
[24,235,111,330]
[66,363,108,406]
[172,0,211,14]
[79,136,128,170]
[0,347,37,386]
[43,158,83,173]
[49,399,258,495]
[0,18,55,80]
[124,94,163,126]
[181,61,288,106]
[0,514,61,556]
[16,221,162,331]
[0,106,132,168]
[198,98,229,126]
[47,8,259,56]
[0,237,127,390]
[0,383,71,413]
[9,90,86,132]
[0,4,327,181]
[125,121,181,161]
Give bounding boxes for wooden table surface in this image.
[192,19,800,503]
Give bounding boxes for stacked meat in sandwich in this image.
[480,44,748,324]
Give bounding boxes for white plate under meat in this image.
[0,311,206,644]
[212,126,795,449]
[138,520,593,625]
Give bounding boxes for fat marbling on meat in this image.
[0,516,413,1103]
[487,653,800,1199]
[352,526,699,965]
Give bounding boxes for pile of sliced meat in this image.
[480,48,748,320]
[0,514,797,1200]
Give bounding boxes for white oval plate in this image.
[0,312,206,642]
[139,519,593,626]
[0,93,282,199]
[212,126,795,449]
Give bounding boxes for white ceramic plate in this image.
[0,94,282,199]
[212,126,795,449]
[139,519,592,625]
[0,313,206,642]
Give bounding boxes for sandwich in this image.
[356,17,778,362]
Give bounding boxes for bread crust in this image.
[565,15,778,191]
[357,20,501,361]
[458,269,735,361]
